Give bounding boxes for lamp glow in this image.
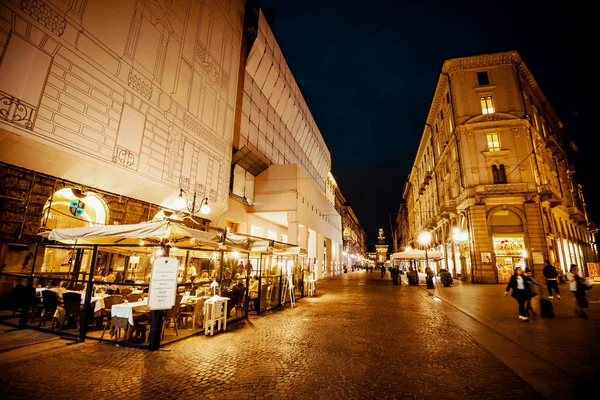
[173,190,186,210]
[418,231,432,246]
[200,201,210,215]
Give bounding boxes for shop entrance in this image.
[493,236,527,282]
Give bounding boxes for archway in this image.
[40,188,108,230]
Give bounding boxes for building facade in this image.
[392,202,408,253]
[0,0,244,243]
[0,2,343,283]
[212,9,343,280]
[403,51,597,284]
[341,197,367,267]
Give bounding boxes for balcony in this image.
[422,171,433,186]
[440,199,456,218]
[537,184,562,207]
[476,183,529,195]
[568,206,587,224]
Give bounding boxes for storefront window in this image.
[493,237,526,282]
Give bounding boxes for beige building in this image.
[0,2,342,282]
[203,9,343,280]
[403,51,597,284]
[341,196,367,267]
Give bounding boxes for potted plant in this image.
[389,266,400,286]
[439,269,453,287]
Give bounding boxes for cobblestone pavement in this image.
[0,271,544,399]
[422,279,600,394]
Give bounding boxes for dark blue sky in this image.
[247,0,595,246]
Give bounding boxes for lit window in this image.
[486,133,501,151]
[480,96,495,114]
[448,114,454,133]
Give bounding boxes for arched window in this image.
[40,188,108,230]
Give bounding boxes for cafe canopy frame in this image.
[43,219,300,254]
[390,249,443,261]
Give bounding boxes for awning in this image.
[43,220,300,254]
[390,249,443,261]
[45,220,224,248]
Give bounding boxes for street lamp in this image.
[418,231,432,283]
[174,189,210,215]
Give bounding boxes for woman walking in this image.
[504,267,531,321]
[568,264,590,318]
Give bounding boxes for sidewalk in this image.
[422,279,599,396]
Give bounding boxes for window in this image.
[440,110,444,120]
[480,96,495,114]
[492,164,507,184]
[226,221,239,233]
[477,71,490,86]
[448,115,454,133]
[486,133,501,151]
[250,226,264,238]
[267,230,277,240]
[446,92,451,104]
[499,164,507,183]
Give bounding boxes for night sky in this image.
[247,0,595,247]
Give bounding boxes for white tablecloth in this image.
[111,299,149,325]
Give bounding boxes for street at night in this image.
[0,0,596,399]
[5,271,597,399]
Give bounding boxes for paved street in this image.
[0,271,568,399]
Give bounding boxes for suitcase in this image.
[540,298,554,318]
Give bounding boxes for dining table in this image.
[109,299,150,340]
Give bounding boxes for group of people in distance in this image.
[505,260,592,320]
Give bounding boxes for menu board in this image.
[148,257,178,310]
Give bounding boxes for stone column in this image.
[299,224,308,252]
[316,233,325,280]
[524,203,548,277]
[468,205,495,283]
[325,238,333,276]
[287,222,298,246]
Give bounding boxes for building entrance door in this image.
[493,236,527,282]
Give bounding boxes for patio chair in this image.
[162,294,183,338]
[120,287,133,296]
[60,292,82,330]
[126,293,141,303]
[39,290,60,330]
[99,295,124,340]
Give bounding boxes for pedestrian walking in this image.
[543,260,561,299]
[504,267,531,321]
[568,264,592,318]
[380,265,386,279]
[425,266,434,289]
[524,268,541,317]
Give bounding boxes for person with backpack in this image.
[504,267,531,321]
[543,260,561,299]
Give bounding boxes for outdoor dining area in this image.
[0,220,306,349]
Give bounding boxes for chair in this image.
[120,287,133,296]
[178,297,207,329]
[235,289,246,318]
[162,294,183,338]
[0,281,14,310]
[60,292,82,330]
[72,283,85,291]
[100,295,124,339]
[126,293,141,303]
[39,290,60,330]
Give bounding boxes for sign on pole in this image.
[148,257,178,310]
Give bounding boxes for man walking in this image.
[543,260,561,299]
